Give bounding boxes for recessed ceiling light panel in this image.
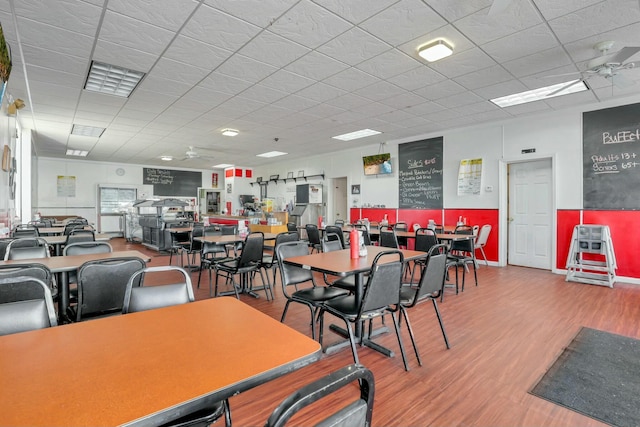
[490,80,588,108]
[256,151,287,158]
[71,124,105,137]
[160,155,173,161]
[84,61,145,98]
[332,129,382,141]
[213,163,233,168]
[418,39,453,62]
[66,149,89,157]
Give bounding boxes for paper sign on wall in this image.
[457,159,483,195]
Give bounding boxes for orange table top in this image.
[0,297,321,427]
[0,250,151,273]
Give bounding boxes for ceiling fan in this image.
[180,146,213,161]
[547,41,640,96]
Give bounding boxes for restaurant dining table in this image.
[284,245,427,357]
[0,297,322,427]
[42,233,113,256]
[0,250,151,320]
[36,226,65,235]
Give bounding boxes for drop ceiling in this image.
[2,0,640,169]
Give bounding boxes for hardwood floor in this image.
[112,238,640,426]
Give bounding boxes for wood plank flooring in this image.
[112,238,640,426]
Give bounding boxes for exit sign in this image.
[522,148,536,154]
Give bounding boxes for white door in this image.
[332,177,348,224]
[508,159,552,269]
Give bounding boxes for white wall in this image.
[36,157,222,225]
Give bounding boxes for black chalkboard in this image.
[143,168,202,197]
[398,137,443,209]
[583,103,640,210]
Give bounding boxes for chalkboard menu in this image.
[143,168,202,197]
[398,137,443,209]
[583,103,640,210]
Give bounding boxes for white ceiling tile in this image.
[180,86,233,109]
[203,0,298,27]
[181,4,261,51]
[164,35,233,70]
[313,0,399,24]
[548,0,640,44]
[413,79,467,100]
[93,40,158,72]
[303,103,347,118]
[136,74,193,97]
[472,79,529,99]
[482,23,560,64]
[271,94,319,111]
[20,44,87,76]
[14,0,102,36]
[406,100,446,116]
[99,10,175,56]
[268,0,352,49]
[238,31,311,68]
[436,91,484,108]
[379,92,428,109]
[107,0,197,31]
[533,0,603,21]
[126,89,179,113]
[360,0,447,47]
[285,51,350,81]
[355,49,421,80]
[295,82,347,102]
[452,100,499,116]
[216,55,278,83]
[505,46,576,79]
[454,64,514,90]
[260,70,315,94]
[350,101,393,116]
[238,84,288,104]
[24,65,85,88]
[15,17,95,58]
[353,81,406,101]
[151,58,210,86]
[424,0,492,21]
[317,27,390,66]
[429,47,497,79]
[544,88,598,108]
[324,93,373,109]
[324,68,380,92]
[454,0,542,45]
[386,66,447,91]
[198,72,253,95]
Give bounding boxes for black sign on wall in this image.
[143,168,202,197]
[583,103,640,210]
[398,137,444,209]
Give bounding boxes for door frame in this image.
[498,154,558,271]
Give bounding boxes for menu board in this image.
[398,137,443,209]
[143,168,202,197]
[583,103,640,210]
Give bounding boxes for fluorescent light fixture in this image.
[213,163,233,168]
[332,128,382,141]
[84,61,145,97]
[71,124,105,137]
[221,128,239,136]
[160,155,173,161]
[66,149,89,157]
[256,151,288,158]
[418,39,453,62]
[490,80,589,107]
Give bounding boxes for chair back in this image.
[4,238,49,260]
[414,244,448,302]
[379,227,399,249]
[123,266,194,313]
[286,222,297,232]
[63,241,113,256]
[305,224,321,246]
[0,238,15,260]
[322,235,343,252]
[476,224,492,247]
[354,225,372,245]
[325,225,347,248]
[73,257,146,321]
[0,276,57,335]
[394,222,408,231]
[220,225,237,235]
[276,241,315,289]
[237,232,264,268]
[360,250,403,317]
[451,225,475,253]
[0,263,55,303]
[12,226,39,238]
[415,228,438,253]
[65,229,95,245]
[190,225,205,252]
[265,364,375,427]
[203,225,220,236]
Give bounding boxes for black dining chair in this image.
[0,263,57,303]
[261,231,299,293]
[0,276,58,336]
[394,221,409,248]
[4,238,50,261]
[122,266,195,313]
[400,244,450,366]
[319,250,412,370]
[265,364,374,427]
[304,224,322,253]
[214,232,268,299]
[276,241,348,340]
[379,226,399,249]
[446,225,478,295]
[324,225,346,248]
[409,227,439,284]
